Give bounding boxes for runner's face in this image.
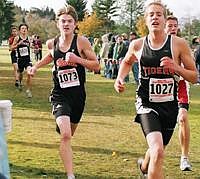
[12,29,18,36]
[57,14,76,35]
[165,19,178,35]
[145,4,166,32]
[20,26,28,35]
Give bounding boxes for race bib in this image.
[149,78,174,102]
[58,68,80,88]
[19,47,29,56]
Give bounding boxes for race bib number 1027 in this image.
[149,78,174,102]
[58,68,80,88]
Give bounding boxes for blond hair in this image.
[144,0,167,18]
[56,5,78,22]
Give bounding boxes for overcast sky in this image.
[13,0,200,19]
[14,0,94,13]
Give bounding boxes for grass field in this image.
[0,47,200,179]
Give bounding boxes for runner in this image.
[8,27,19,87]
[165,15,192,171]
[114,2,197,178]
[11,23,33,98]
[28,5,100,179]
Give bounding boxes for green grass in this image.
[0,47,200,179]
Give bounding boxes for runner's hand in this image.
[65,52,80,64]
[114,78,125,93]
[160,56,177,74]
[27,66,37,76]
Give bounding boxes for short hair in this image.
[192,37,199,45]
[130,32,137,36]
[19,23,29,30]
[56,5,78,22]
[11,26,17,31]
[145,1,167,18]
[121,33,128,39]
[166,15,178,24]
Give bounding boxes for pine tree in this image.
[65,0,87,21]
[92,0,118,32]
[0,0,15,42]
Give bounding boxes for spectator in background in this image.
[112,35,127,80]
[192,37,200,84]
[32,35,42,61]
[36,36,42,60]
[93,37,102,74]
[100,34,110,76]
[129,32,139,85]
[122,33,130,49]
[100,34,109,62]
[108,35,116,60]
[122,33,130,82]
[8,27,19,87]
[32,35,38,61]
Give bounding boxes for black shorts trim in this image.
[178,103,189,111]
[18,58,32,73]
[51,96,85,124]
[135,107,177,146]
[10,51,17,64]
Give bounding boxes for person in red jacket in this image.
[165,15,192,171]
[8,27,19,87]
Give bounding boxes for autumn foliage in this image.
[136,15,149,37]
[78,12,103,36]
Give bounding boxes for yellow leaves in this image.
[78,12,103,36]
[136,15,149,37]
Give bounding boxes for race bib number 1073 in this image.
[149,78,174,102]
[58,68,80,88]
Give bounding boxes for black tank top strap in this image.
[69,34,79,55]
[53,36,59,52]
[53,36,60,67]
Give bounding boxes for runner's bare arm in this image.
[34,39,54,69]
[176,38,197,83]
[117,40,138,81]
[10,36,20,50]
[65,36,100,72]
[114,40,138,93]
[28,39,54,76]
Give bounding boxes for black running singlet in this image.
[137,35,179,103]
[52,35,86,91]
[16,36,31,59]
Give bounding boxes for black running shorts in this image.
[135,101,178,145]
[18,58,32,73]
[10,51,17,64]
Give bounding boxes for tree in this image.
[181,18,200,43]
[126,0,144,31]
[25,13,58,42]
[30,7,55,20]
[135,15,148,37]
[0,0,15,42]
[78,12,103,37]
[12,5,58,43]
[92,0,119,33]
[121,0,145,31]
[65,0,87,21]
